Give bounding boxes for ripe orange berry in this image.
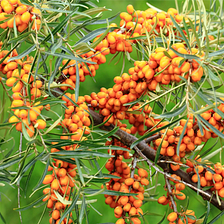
[52,210,60,220]
[138,168,148,178]
[21,11,31,24]
[43,175,54,185]
[36,119,46,129]
[51,179,60,191]
[26,125,35,137]
[124,177,134,186]
[127,5,134,14]
[158,195,167,204]
[116,218,125,224]
[131,217,141,224]
[167,212,178,222]
[55,202,63,210]
[133,199,142,208]
[114,206,123,217]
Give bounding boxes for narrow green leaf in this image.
[8,45,36,62]
[188,18,202,54]
[14,194,46,211]
[176,118,189,157]
[0,157,22,170]
[43,116,62,135]
[43,51,95,64]
[79,196,86,224]
[33,157,50,191]
[207,209,224,224]
[75,27,108,46]
[20,0,33,6]
[76,159,85,185]
[170,15,191,50]
[59,189,81,224]
[208,49,224,57]
[155,105,186,119]
[203,201,210,224]
[72,7,108,20]
[51,150,113,158]
[0,212,6,224]
[8,31,34,44]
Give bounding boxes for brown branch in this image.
[145,133,161,143]
[89,108,224,211]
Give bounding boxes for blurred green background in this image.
[0,0,223,224]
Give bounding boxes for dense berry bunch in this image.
[61,93,91,141]
[104,138,149,224]
[42,155,76,224]
[0,0,41,31]
[0,49,48,137]
[158,174,196,224]
[187,160,224,198]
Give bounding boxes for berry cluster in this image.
[0,0,41,31]
[1,49,48,137]
[104,138,149,224]
[42,155,76,224]
[120,6,182,36]
[187,160,224,198]
[158,174,196,224]
[61,93,91,140]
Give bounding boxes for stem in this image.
[165,176,178,219]
[89,108,224,210]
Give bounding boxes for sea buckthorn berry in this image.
[167,212,178,222]
[133,199,142,208]
[51,179,60,191]
[124,177,134,186]
[194,165,204,174]
[36,119,46,129]
[52,210,60,220]
[21,11,31,24]
[158,195,167,204]
[138,168,148,178]
[114,206,123,217]
[43,175,54,185]
[130,218,141,224]
[213,173,222,182]
[116,219,125,224]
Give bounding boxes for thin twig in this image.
[165,176,178,220]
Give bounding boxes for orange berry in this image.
[43,175,54,185]
[36,119,46,129]
[158,195,167,204]
[138,168,148,178]
[21,11,31,24]
[55,202,63,210]
[133,199,142,208]
[127,5,134,14]
[51,179,60,191]
[130,218,141,224]
[167,212,178,222]
[114,206,123,216]
[26,125,35,137]
[124,177,134,186]
[52,210,60,220]
[116,219,125,224]
[140,178,149,186]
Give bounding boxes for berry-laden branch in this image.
[89,108,224,211]
[1,1,224,224]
